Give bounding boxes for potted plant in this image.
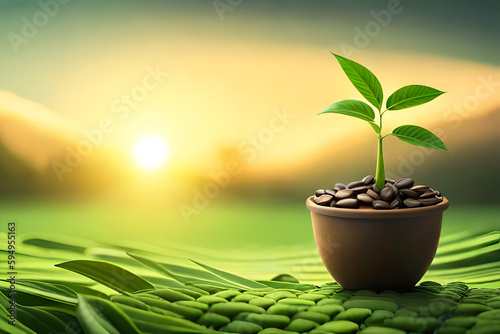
[305,53,450,291]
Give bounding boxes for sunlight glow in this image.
[132,136,170,170]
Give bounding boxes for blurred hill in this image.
[0,91,130,198]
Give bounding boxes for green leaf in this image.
[55,260,155,294]
[0,294,37,334]
[190,259,268,289]
[391,125,449,151]
[0,288,77,316]
[0,320,35,334]
[368,122,381,134]
[331,53,383,110]
[15,305,68,334]
[15,280,78,300]
[319,99,375,122]
[128,253,242,289]
[76,295,141,334]
[437,232,500,256]
[22,237,87,253]
[0,280,77,311]
[0,304,36,334]
[55,281,110,299]
[386,84,445,110]
[1,288,69,333]
[116,302,211,333]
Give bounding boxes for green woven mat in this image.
[0,231,499,333]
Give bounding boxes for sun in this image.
[132,136,170,170]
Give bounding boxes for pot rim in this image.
[306,196,449,219]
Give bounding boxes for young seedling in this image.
[320,53,449,189]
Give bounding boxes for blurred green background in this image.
[0,0,499,282]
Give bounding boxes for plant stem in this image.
[375,109,385,189]
[375,134,385,189]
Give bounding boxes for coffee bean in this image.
[347,181,365,189]
[400,189,419,199]
[325,189,336,196]
[410,185,430,195]
[315,194,334,206]
[380,187,395,202]
[335,189,355,200]
[362,175,375,185]
[411,185,429,191]
[420,192,436,199]
[394,178,415,189]
[403,198,421,208]
[334,183,346,191]
[350,185,370,194]
[336,198,359,208]
[390,199,400,209]
[387,183,398,196]
[414,189,430,196]
[372,200,390,209]
[357,193,374,204]
[366,189,380,200]
[315,189,325,197]
[419,197,442,206]
[314,180,442,210]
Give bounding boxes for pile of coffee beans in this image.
[312,175,443,210]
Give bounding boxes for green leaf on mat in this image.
[190,259,268,289]
[16,305,69,334]
[15,280,77,300]
[22,238,86,253]
[0,280,77,306]
[128,253,242,289]
[0,297,36,334]
[76,295,141,334]
[116,302,211,333]
[0,286,77,315]
[55,260,155,294]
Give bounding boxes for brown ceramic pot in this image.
[305,196,449,291]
